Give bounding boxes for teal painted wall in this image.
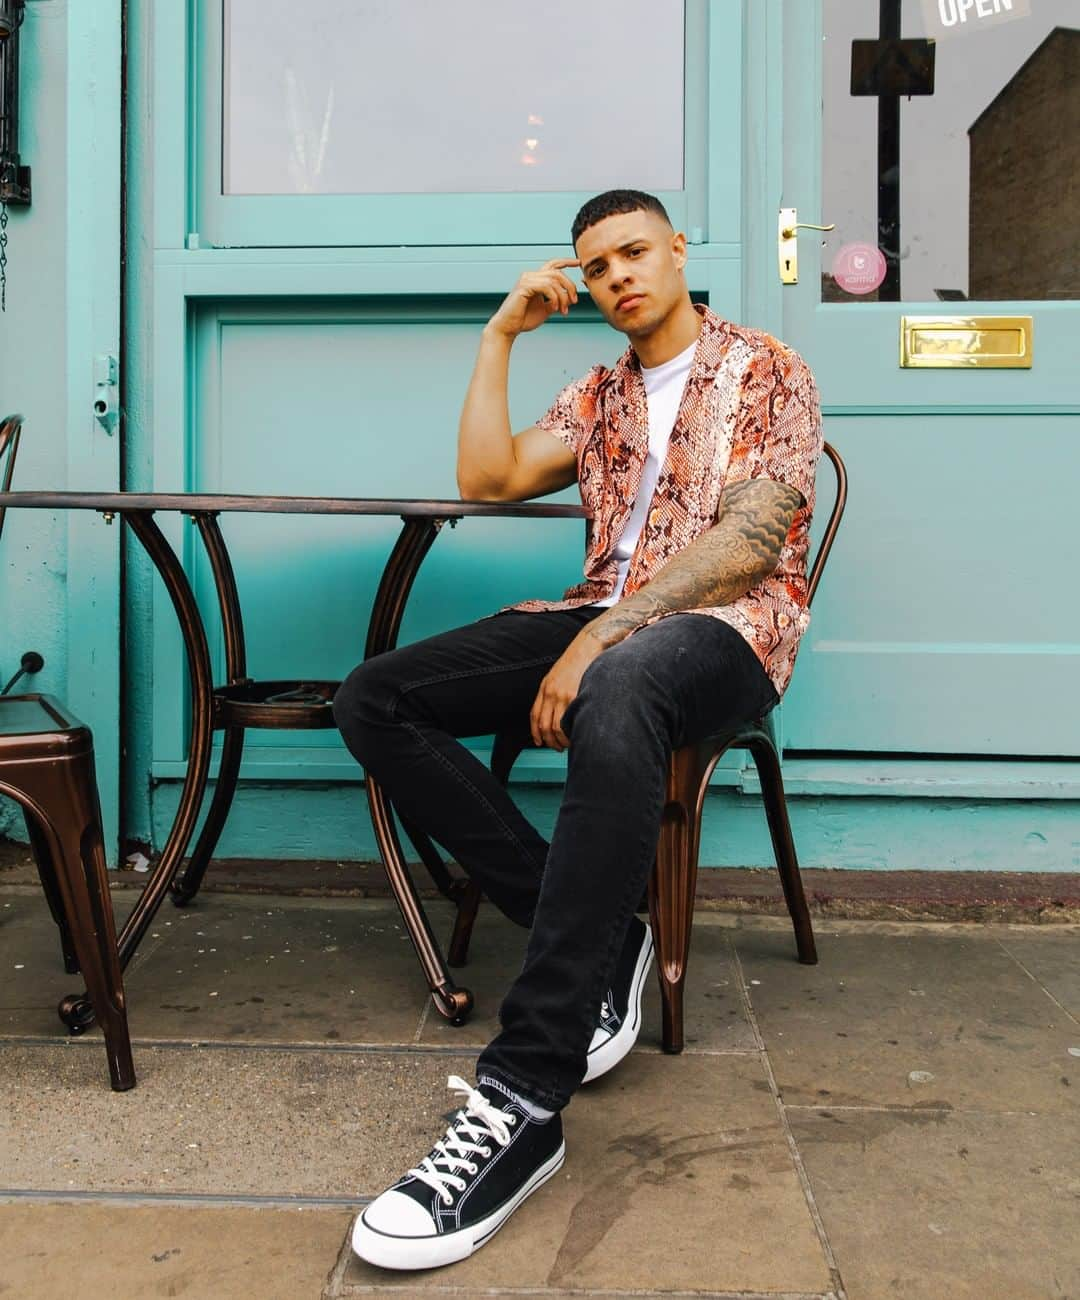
[0,0,122,848]
[149,782,1080,875]
[5,0,1077,873]
[112,0,1080,871]
[0,4,69,840]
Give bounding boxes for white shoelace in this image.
[406,1075,517,1206]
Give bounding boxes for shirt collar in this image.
[607,302,728,392]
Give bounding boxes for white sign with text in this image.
[921,0,1033,39]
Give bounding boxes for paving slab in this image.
[1,895,429,1045]
[994,927,1080,1020]
[333,1053,832,1297]
[0,1200,350,1300]
[0,1043,479,1198]
[732,925,1079,1113]
[790,1108,1080,1300]
[0,893,141,1036]
[420,909,758,1055]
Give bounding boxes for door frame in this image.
[66,0,123,860]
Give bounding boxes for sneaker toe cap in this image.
[586,1024,609,1052]
[359,1188,438,1240]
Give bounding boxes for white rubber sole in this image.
[582,926,655,1084]
[351,1141,566,1271]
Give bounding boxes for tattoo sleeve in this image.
[582,477,804,651]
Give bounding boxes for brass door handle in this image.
[779,207,836,285]
[780,221,836,239]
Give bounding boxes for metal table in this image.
[0,492,589,1030]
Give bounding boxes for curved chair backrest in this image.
[0,413,25,544]
[806,440,847,609]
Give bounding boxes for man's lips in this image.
[616,295,644,312]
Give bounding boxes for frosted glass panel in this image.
[223,0,685,195]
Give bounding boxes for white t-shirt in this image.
[589,336,699,608]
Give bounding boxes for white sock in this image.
[477,1074,556,1122]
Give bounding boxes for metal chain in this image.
[0,201,8,313]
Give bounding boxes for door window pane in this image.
[224,0,685,195]
[822,0,1079,301]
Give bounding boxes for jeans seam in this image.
[479,1066,564,1113]
[395,653,562,698]
[381,651,566,879]
[392,704,548,879]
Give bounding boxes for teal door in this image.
[140,0,755,825]
[756,0,1079,757]
[0,2,122,857]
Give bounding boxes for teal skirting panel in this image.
[148,780,1080,875]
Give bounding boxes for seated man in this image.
[333,188,822,1270]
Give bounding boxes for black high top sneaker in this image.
[582,914,654,1083]
[352,1075,565,1270]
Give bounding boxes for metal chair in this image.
[428,443,848,1053]
[0,412,23,541]
[0,414,135,1090]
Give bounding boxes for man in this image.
[333,189,822,1270]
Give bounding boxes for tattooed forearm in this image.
[582,477,804,650]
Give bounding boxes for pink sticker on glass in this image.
[832,243,887,295]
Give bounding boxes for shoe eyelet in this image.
[467,1163,478,1174]
[479,1147,491,1158]
[508,1116,517,1126]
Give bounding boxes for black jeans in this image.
[332,606,779,1111]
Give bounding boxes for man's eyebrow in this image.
[582,239,649,272]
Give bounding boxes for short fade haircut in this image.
[571,189,673,249]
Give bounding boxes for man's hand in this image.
[486,258,582,340]
[529,630,606,751]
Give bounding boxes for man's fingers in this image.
[543,274,577,314]
[543,281,567,313]
[550,705,569,750]
[542,281,569,315]
[531,690,554,749]
[541,698,570,750]
[530,275,565,313]
[548,274,573,309]
[536,697,553,748]
[557,271,579,303]
[530,688,545,746]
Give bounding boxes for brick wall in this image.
[969,27,1080,300]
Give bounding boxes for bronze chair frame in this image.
[0,412,23,541]
[407,443,848,1053]
[0,696,135,1090]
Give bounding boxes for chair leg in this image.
[447,879,482,967]
[19,751,136,1090]
[23,807,80,974]
[650,741,714,1054]
[748,736,817,965]
[171,725,245,905]
[396,813,483,968]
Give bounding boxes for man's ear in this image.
[671,230,688,271]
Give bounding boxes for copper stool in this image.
[0,695,135,1090]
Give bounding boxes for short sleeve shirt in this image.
[494,303,824,698]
